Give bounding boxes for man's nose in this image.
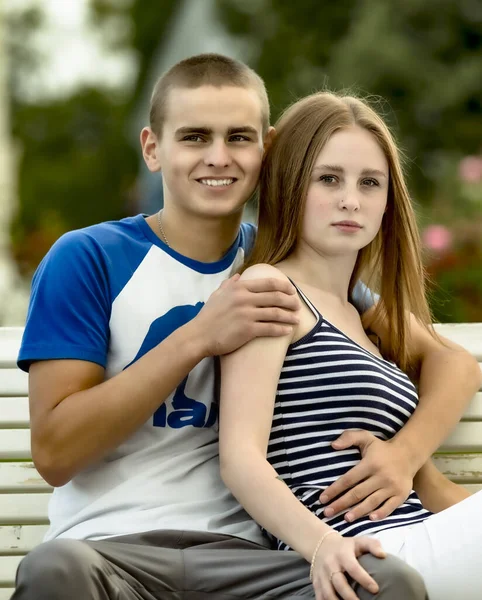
[204,141,232,168]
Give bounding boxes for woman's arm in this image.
[219,265,384,599]
[414,460,471,513]
[219,265,327,560]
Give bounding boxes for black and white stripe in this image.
[265,287,431,550]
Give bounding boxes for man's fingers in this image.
[252,323,294,338]
[343,489,389,522]
[324,478,378,518]
[253,306,299,325]
[243,276,297,296]
[332,429,374,451]
[250,290,300,311]
[320,464,369,507]
[370,495,406,521]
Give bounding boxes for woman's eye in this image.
[319,175,337,184]
[362,178,379,187]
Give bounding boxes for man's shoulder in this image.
[56,214,144,249]
[240,221,257,253]
[43,215,149,269]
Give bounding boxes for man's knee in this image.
[357,553,427,600]
[13,538,103,599]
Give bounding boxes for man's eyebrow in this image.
[174,126,260,137]
[313,164,387,178]
[228,126,259,137]
[175,126,212,136]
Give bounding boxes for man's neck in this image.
[146,208,243,263]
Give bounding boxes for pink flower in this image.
[459,156,482,183]
[422,225,453,252]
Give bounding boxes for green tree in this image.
[6,0,179,274]
[218,0,482,199]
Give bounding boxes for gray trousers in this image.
[12,529,428,599]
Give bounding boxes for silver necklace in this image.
[157,210,170,247]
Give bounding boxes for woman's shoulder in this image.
[240,263,290,283]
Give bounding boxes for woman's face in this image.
[301,126,389,259]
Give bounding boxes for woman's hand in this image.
[311,532,386,600]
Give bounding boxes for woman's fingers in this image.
[355,536,387,559]
[331,571,359,600]
[344,558,379,596]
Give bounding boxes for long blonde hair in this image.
[244,92,433,371]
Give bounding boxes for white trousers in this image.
[371,490,482,599]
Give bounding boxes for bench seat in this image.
[1,324,481,598]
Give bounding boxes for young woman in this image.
[219,92,479,600]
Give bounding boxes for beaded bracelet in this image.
[309,530,339,582]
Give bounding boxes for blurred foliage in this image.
[423,158,482,322]
[7,0,178,276]
[11,89,138,273]
[217,0,482,199]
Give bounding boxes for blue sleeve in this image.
[241,222,257,255]
[351,281,380,314]
[18,230,111,372]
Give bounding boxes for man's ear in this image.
[263,126,277,154]
[140,127,162,173]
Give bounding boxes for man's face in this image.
[152,85,268,219]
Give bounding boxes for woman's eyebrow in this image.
[312,164,387,178]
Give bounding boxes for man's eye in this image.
[229,135,249,142]
[182,135,204,142]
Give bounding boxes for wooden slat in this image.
[0,588,13,600]
[434,323,482,360]
[0,399,29,428]
[0,371,28,398]
[0,464,50,493]
[461,392,482,420]
[0,525,48,555]
[0,494,50,524]
[0,431,31,460]
[463,483,482,494]
[0,328,22,369]
[440,422,482,452]
[0,555,21,587]
[433,453,482,483]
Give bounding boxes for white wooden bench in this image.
[0,325,481,599]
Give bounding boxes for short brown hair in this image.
[244,91,434,372]
[150,53,270,136]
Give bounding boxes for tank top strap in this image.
[287,278,322,322]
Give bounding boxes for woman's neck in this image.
[277,244,357,304]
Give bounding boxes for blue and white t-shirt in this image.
[18,214,267,543]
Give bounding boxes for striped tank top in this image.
[266,284,431,550]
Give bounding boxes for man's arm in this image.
[320,309,481,521]
[413,460,471,513]
[29,275,300,487]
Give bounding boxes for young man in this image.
[13,54,479,600]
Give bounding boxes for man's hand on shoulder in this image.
[194,265,300,357]
[320,430,416,522]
